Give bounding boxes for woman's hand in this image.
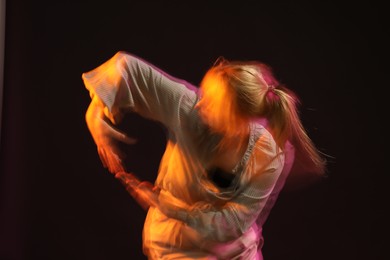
[115,171,159,210]
[86,97,136,174]
[156,189,189,219]
[114,172,189,216]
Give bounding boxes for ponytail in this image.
[262,85,326,175]
[206,58,327,176]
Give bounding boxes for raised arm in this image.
[82,51,198,173]
[82,51,198,127]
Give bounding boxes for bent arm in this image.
[164,169,281,242]
[158,138,285,242]
[82,51,198,129]
[85,95,136,173]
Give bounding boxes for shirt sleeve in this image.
[160,133,285,242]
[82,51,198,128]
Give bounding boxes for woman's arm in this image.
[82,51,198,173]
[114,171,159,211]
[158,135,285,242]
[85,95,136,173]
[82,51,198,127]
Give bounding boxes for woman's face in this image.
[196,70,242,136]
[196,94,220,131]
[196,73,229,133]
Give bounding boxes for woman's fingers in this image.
[98,146,125,173]
[106,151,124,174]
[117,133,137,145]
[98,147,108,169]
[106,125,137,144]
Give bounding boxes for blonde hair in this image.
[202,58,327,175]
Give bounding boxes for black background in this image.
[0,1,387,259]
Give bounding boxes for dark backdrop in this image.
[0,1,386,260]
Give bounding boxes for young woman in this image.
[83,51,326,259]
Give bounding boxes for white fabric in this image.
[82,52,292,259]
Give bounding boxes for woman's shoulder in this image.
[252,123,278,154]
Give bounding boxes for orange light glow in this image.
[82,53,126,124]
[198,69,249,138]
